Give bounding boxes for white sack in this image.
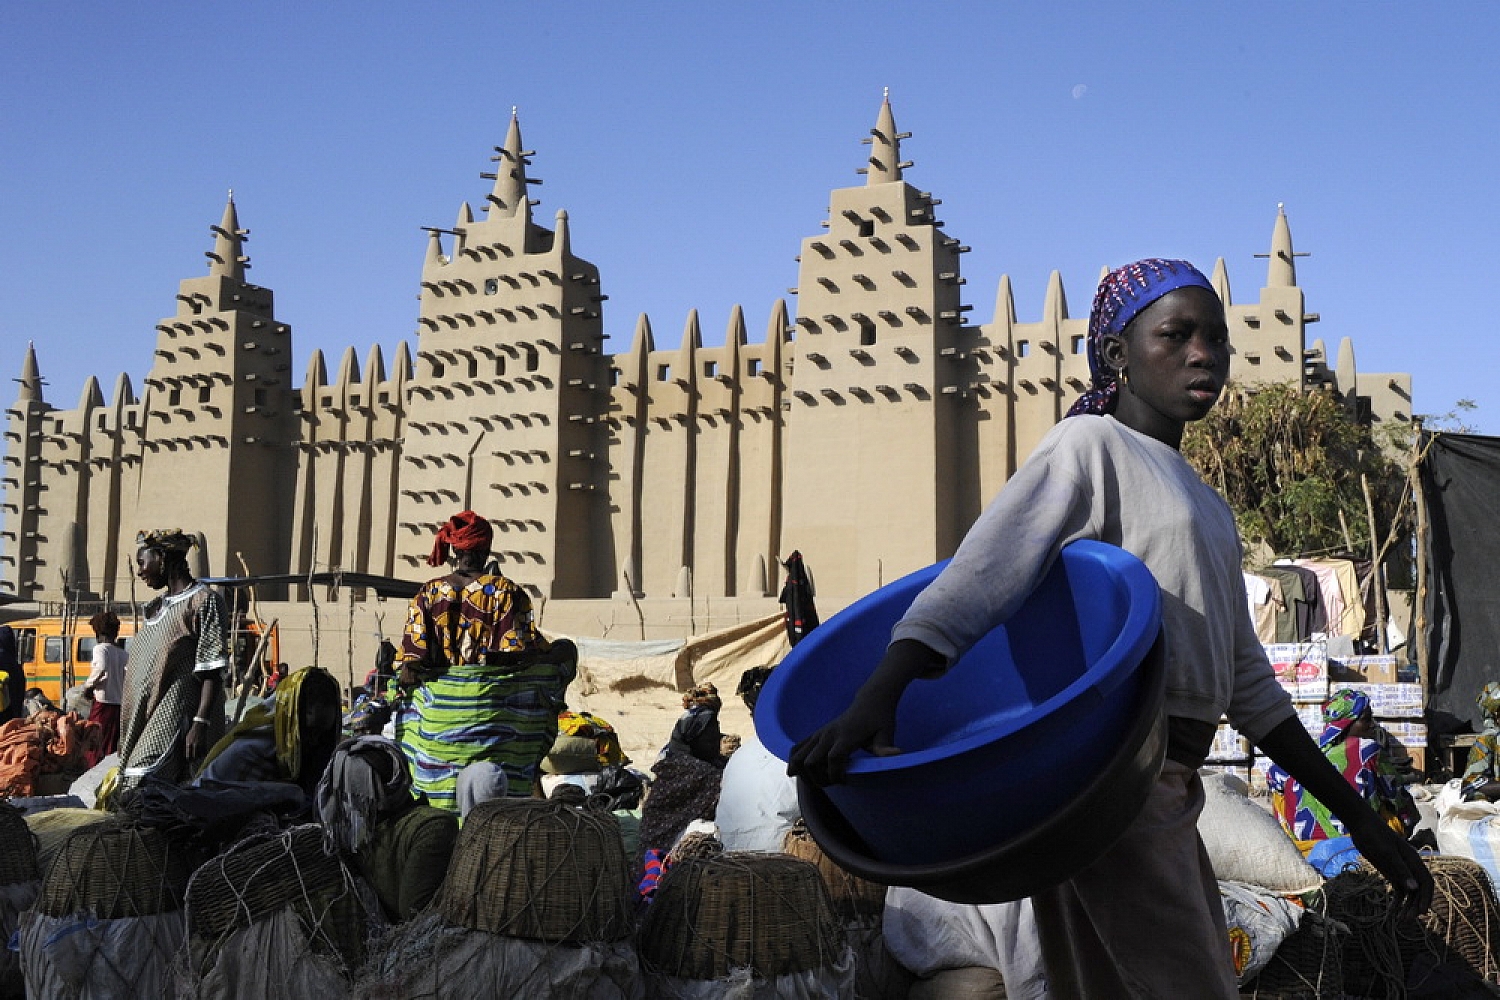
[881,887,1047,1000]
[358,914,643,999]
[714,732,800,853]
[1220,879,1304,984]
[0,880,39,989]
[186,908,353,999]
[19,909,185,999]
[1197,770,1321,895]
[1435,777,1500,890]
[642,945,855,999]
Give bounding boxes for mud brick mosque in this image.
[2,97,1412,647]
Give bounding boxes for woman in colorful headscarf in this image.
[1268,689,1417,848]
[196,666,343,804]
[114,529,228,796]
[316,736,458,921]
[392,510,577,812]
[789,260,1431,997]
[1462,683,1500,801]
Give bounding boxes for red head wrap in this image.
[428,510,494,567]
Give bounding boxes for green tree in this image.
[1182,383,1405,562]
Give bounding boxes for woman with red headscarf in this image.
[392,510,576,811]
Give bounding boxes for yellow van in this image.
[6,615,278,706]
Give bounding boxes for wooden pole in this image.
[231,617,279,727]
[1361,473,1389,654]
[1412,424,1432,694]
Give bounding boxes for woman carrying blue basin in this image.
[789,258,1432,998]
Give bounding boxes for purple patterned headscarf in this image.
[1065,258,1215,417]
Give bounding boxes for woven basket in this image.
[782,820,886,921]
[0,802,39,888]
[1325,855,1500,995]
[186,824,371,971]
[1238,908,1347,999]
[38,819,192,918]
[433,799,633,944]
[637,852,844,981]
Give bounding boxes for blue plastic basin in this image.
[757,539,1163,866]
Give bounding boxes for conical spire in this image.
[1211,257,1231,306]
[206,193,248,281]
[991,275,1016,327]
[17,342,42,403]
[78,376,104,410]
[1336,337,1356,396]
[1043,270,1068,325]
[393,341,413,383]
[302,349,328,411]
[110,372,135,409]
[553,209,570,258]
[1267,204,1296,287]
[630,313,656,357]
[363,343,387,387]
[424,229,445,269]
[863,89,907,185]
[487,109,532,219]
[679,309,703,357]
[336,346,361,387]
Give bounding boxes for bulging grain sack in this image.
[1197,770,1321,895]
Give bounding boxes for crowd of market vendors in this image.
[3,258,1500,996]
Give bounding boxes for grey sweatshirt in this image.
[891,414,1295,745]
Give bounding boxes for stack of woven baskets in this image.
[19,819,192,997]
[185,824,376,996]
[358,798,641,998]
[434,798,634,942]
[637,851,854,996]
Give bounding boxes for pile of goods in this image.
[637,851,853,997]
[184,824,380,997]
[18,819,192,997]
[0,711,98,798]
[359,798,640,998]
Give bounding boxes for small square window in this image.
[657,364,671,382]
[747,359,761,377]
[198,386,212,404]
[1017,341,1030,358]
[484,278,499,295]
[1071,335,1085,355]
[704,361,717,379]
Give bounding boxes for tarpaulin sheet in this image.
[569,615,791,694]
[1420,431,1500,731]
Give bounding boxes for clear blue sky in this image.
[3,3,1495,433]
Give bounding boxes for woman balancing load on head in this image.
[113,529,229,796]
[392,510,578,812]
[789,259,1432,997]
